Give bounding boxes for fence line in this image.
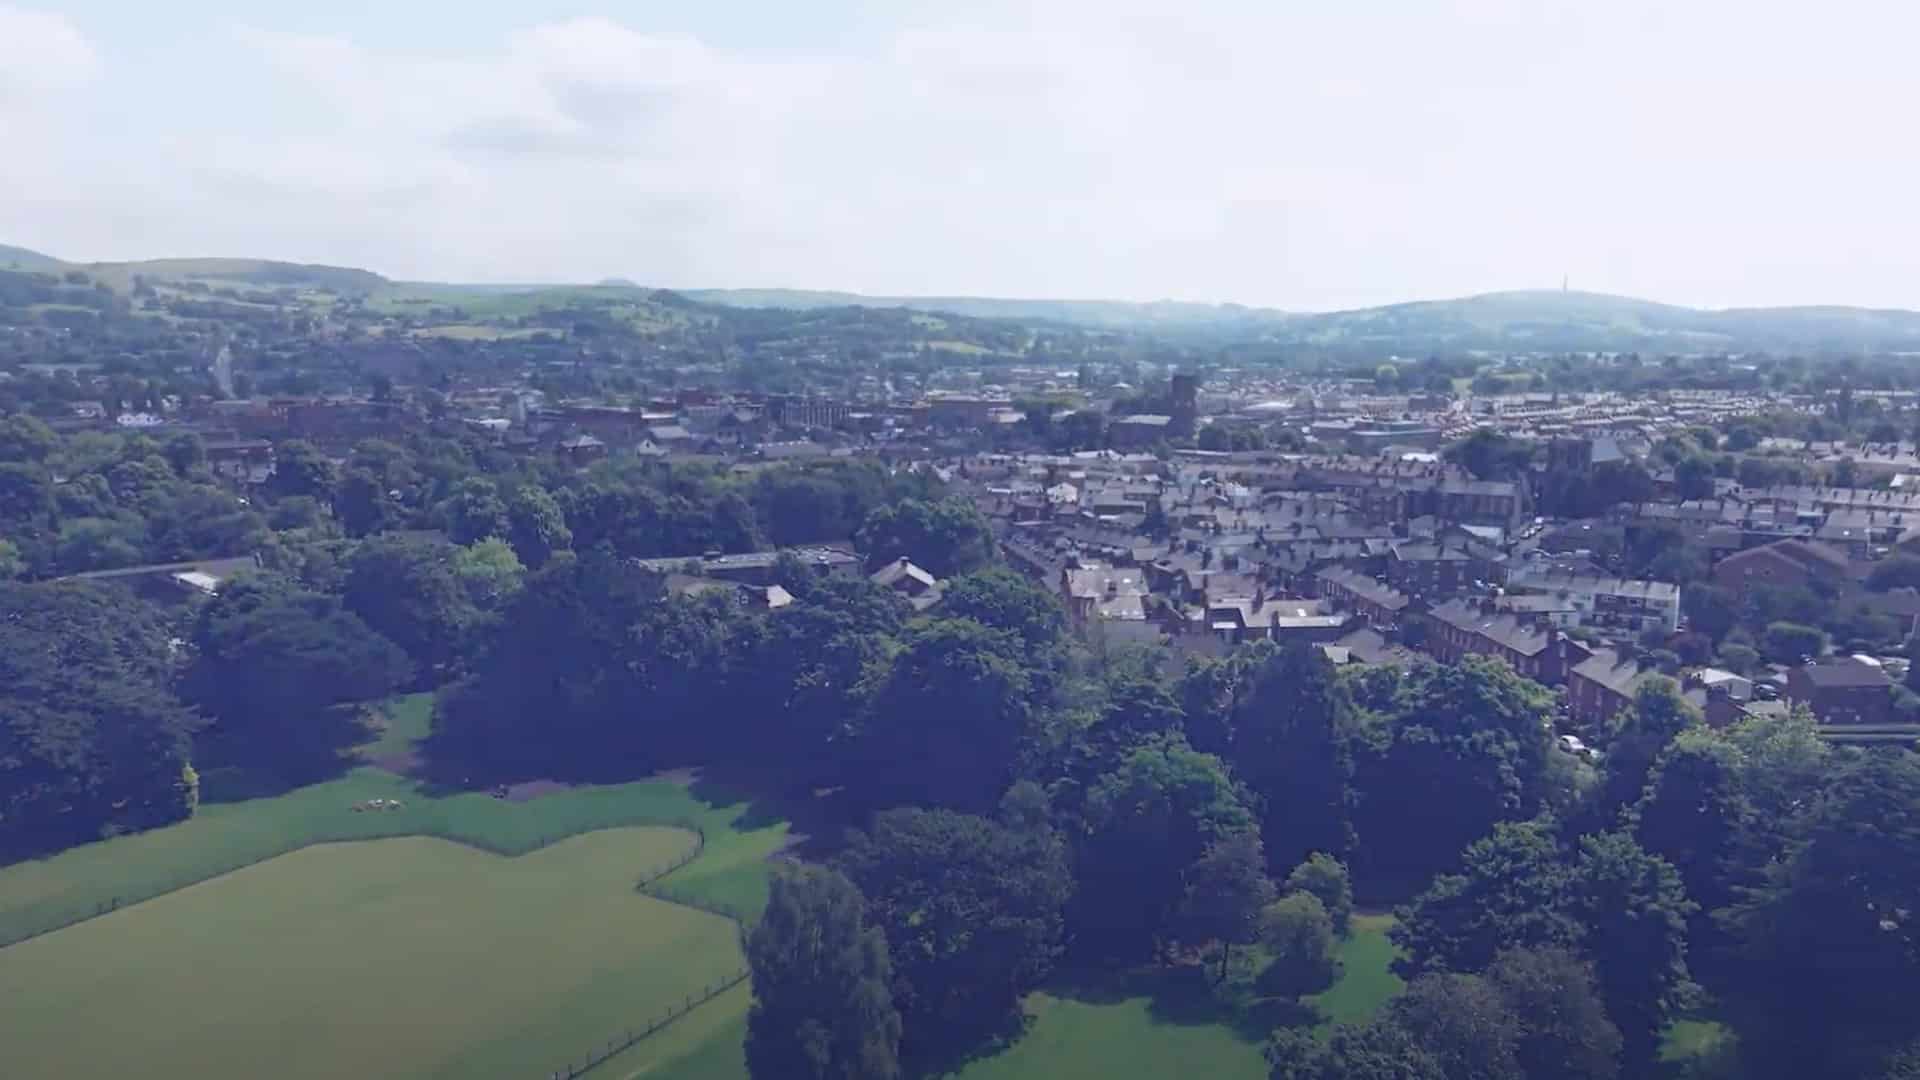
[541,967,751,1080]
[0,817,712,951]
[634,824,705,890]
[550,826,763,1079]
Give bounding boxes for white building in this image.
[1505,567,1681,634]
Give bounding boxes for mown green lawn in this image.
[0,696,788,945]
[0,828,746,1080]
[1308,913,1405,1029]
[0,692,791,1080]
[636,917,1408,1080]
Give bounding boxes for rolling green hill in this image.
[88,258,388,295]
[689,285,1920,351]
[684,288,1293,332]
[1278,289,1920,353]
[0,244,68,272]
[13,239,1920,351]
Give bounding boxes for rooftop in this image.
[1795,657,1894,689]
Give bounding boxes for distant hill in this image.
[0,245,389,295]
[12,240,1920,352]
[86,258,389,295]
[688,285,1920,352]
[1273,290,1920,354]
[0,244,68,272]
[684,288,1292,332]
[696,286,1920,352]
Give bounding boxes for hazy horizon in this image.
[6,1,1919,311]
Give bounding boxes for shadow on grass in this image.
[689,767,854,858]
[196,707,370,803]
[1047,962,1323,1044]
[903,1009,1036,1079]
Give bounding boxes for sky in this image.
[4,0,1920,311]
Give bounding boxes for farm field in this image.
[0,695,789,1080]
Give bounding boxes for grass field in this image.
[409,324,545,341]
[635,916,1407,1080]
[0,694,790,1080]
[0,828,746,1080]
[0,695,789,945]
[1308,914,1404,1029]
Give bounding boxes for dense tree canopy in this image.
[837,803,1071,1066]
[847,618,1039,815]
[0,582,200,859]
[342,534,478,674]
[183,573,412,784]
[1224,642,1356,873]
[1723,751,1920,1080]
[1352,658,1559,901]
[1071,739,1257,963]
[854,496,995,578]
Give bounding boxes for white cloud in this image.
[0,5,100,96]
[5,2,1920,309]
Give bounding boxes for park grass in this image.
[0,694,789,946]
[0,828,748,1080]
[642,916,1407,1080]
[1307,913,1404,1029]
[361,691,433,759]
[604,984,752,1080]
[950,987,1269,1080]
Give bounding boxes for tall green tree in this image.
[452,537,525,612]
[1352,658,1557,901]
[505,484,571,569]
[1267,1021,1443,1080]
[837,804,1070,1065]
[745,864,902,1080]
[0,582,201,860]
[1258,892,1340,999]
[342,534,477,673]
[1176,828,1278,984]
[184,574,412,782]
[1630,728,1751,957]
[1229,642,1355,872]
[333,467,400,537]
[444,477,510,546]
[1379,972,1524,1080]
[1566,831,1694,1072]
[0,413,56,462]
[849,618,1037,814]
[854,496,994,578]
[1072,738,1256,963]
[1285,854,1355,938]
[1723,751,1920,1080]
[269,439,335,502]
[1393,818,1581,978]
[1595,677,1701,826]
[1485,947,1622,1080]
[938,567,1067,655]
